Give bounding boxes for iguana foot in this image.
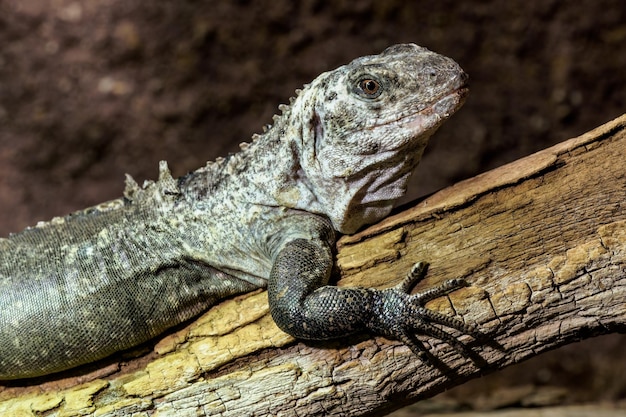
[370,261,483,360]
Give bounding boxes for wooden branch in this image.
[1,114,625,416]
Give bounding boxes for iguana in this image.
[0,44,477,380]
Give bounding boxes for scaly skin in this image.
[0,44,474,380]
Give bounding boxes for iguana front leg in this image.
[268,237,482,359]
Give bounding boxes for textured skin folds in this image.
[0,44,474,380]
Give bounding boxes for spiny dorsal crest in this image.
[124,161,179,206]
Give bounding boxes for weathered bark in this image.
[0,114,624,416]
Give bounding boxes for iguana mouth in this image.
[368,84,468,132]
[431,85,469,116]
[407,85,468,122]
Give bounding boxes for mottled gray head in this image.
[293,44,468,233]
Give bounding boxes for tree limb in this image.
[1,114,625,416]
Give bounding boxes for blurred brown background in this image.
[0,0,624,413]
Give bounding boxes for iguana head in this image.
[293,43,468,234]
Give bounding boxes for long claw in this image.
[415,306,481,338]
[411,277,469,303]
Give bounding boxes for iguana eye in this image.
[358,78,381,97]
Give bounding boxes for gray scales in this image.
[0,44,480,380]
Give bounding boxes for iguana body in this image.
[0,44,474,380]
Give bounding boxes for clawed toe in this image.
[396,261,430,293]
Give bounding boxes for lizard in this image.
[0,43,477,380]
